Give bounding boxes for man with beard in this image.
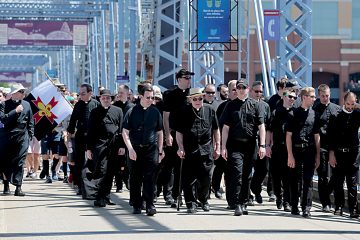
[176,88,220,213]
[0,83,34,196]
[328,92,360,218]
[87,89,124,207]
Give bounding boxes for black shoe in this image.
[291,207,300,215]
[350,211,359,218]
[187,205,197,214]
[268,194,276,202]
[105,199,116,206]
[334,206,343,216]
[234,205,243,216]
[146,207,157,216]
[171,202,178,208]
[14,188,25,197]
[201,202,210,212]
[214,191,223,199]
[255,194,263,204]
[44,176,52,184]
[39,170,46,179]
[247,197,255,206]
[322,205,331,213]
[302,210,311,218]
[276,200,283,209]
[116,188,123,193]
[165,198,175,205]
[241,205,248,215]
[62,176,69,183]
[94,199,106,207]
[133,208,142,214]
[3,181,10,195]
[283,204,291,212]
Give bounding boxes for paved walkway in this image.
[1,179,360,240]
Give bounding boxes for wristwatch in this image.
[259,144,266,148]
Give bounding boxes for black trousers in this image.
[332,149,359,212]
[250,156,271,196]
[270,144,290,205]
[316,148,334,207]
[73,133,87,187]
[225,141,256,207]
[114,154,129,190]
[212,156,226,192]
[128,144,159,209]
[182,154,213,208]
[155,147,174,200]
[289,146,316,211]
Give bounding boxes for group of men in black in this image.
[1,69,359,219]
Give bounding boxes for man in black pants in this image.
[1,83,34,196]
[87,89,124,207]
[123,84,164,216]
[312,84,340,212]
[286,87,320,218]
[67,83,100,196]
[266,90,296,212]
[221,79,266,216]
[113,84,134,192]
[176,88,220,213]
[212,80,237,199]
[162,69,193,207]
[328,91,360,218]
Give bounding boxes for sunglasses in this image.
[254,90,263,94]
[18,90,25,94]
[205,91,215,95]
[287,95,297,100]
[182,76,191,80]
[145,96,155,100]
[192,97,203,101]
[236,86,247,90]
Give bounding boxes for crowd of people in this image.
[0,69,359,219]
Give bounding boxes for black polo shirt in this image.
[268,105,294,145]
[113,100,134,116]
[267,93,281,112]
[258,99,271,129]
[285,107,320,145]
[313,102,340,149]
[221,98,264,144]
[177,104,219,156]
[123,104,163,146]
[328,109,360,151]
[163,86,190,131]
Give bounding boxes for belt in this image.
[337,147,350,153]
[294,143,312,148]
[134,144,151,148]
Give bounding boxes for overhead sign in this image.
[0,72,32,83]
[264,10,280,41]
[0,20,88,46]
[197,0,231,43]
[116,75,129,84]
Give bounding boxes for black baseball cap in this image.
[176,68,195,79]
[100,89,112,96]
[236,79,249,87]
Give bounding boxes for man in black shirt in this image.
[113,84,134,192]
[286,87,320,218]
[162,68,193,207]
[221,79,266,216]
[312,84,340,212]
[87,89,124,207]
[328,92,360,218]
[176,88,220,213]
[267,77,288,112]
[249,81,272,204]
[266,90,297,212]
[1,83,34,196]
[212,80,237,199]
[67,83,100,195]
[123,84,164,216]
